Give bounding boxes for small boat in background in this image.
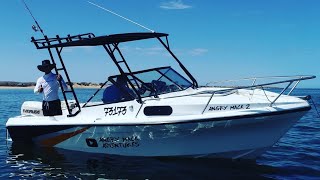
[5,31,316,159]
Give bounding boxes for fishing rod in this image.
[21,0,45,36]
[87,1,155,33]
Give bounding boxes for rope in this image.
[260,86,272,103]
[44,101,50,110]
[310,97,320,118]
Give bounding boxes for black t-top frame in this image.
[31,32,199,116]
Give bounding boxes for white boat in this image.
[6,32,315,159]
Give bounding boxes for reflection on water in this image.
[7,142,275,179]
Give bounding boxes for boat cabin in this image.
[31,32,198,116]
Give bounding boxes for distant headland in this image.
[0,81,101,89]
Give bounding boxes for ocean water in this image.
[0,88,319,179]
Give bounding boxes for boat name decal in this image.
[104,106,127,116]
[86,138,98,147]
[100,136,140,148]
[209,104,250,111]
[22,109,40,114]
[86,136,140,148]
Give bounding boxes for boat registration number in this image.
[104,106,127,116]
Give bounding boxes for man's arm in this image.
[57,74,68,90]
[34,78,43,93]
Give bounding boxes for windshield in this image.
[109,67,192,98]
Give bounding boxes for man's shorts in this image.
[42,99,62,116]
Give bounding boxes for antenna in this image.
[21,0,45,36]
[87,1,155,33]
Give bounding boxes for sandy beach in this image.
[0,85,101,89]
[0,86,35,89]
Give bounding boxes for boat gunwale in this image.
[6,106,311,127]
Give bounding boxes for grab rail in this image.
[269,81,292,107]
[201,75,315,113]
[206,75,312,87]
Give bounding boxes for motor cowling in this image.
[21,101,43,116]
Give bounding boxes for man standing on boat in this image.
[34,60,68,116]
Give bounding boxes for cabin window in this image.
[144,106,173,116]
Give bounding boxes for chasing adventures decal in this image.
[86,135,140,148]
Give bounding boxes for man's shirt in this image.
[34,72,68,101]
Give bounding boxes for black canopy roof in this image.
[32,32,168,49]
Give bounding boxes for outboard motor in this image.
[21,101,43,116]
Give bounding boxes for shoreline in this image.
[0,85,101,89]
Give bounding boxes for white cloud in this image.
[189,48,208,56]
[160,0,192,10]
[121,46,208,57]
[63,46,94,53]
[122,46,166,56]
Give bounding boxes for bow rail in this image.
[201,75,316,113]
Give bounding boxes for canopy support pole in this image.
[157,37,198,88]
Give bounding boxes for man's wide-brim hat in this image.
[37,60,55,72]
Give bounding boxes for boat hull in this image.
[7,108,308,159]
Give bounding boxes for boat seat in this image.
[151,80,167,93]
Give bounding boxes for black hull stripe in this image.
[7,126,79,143]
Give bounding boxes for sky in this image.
[0,0,319,88]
